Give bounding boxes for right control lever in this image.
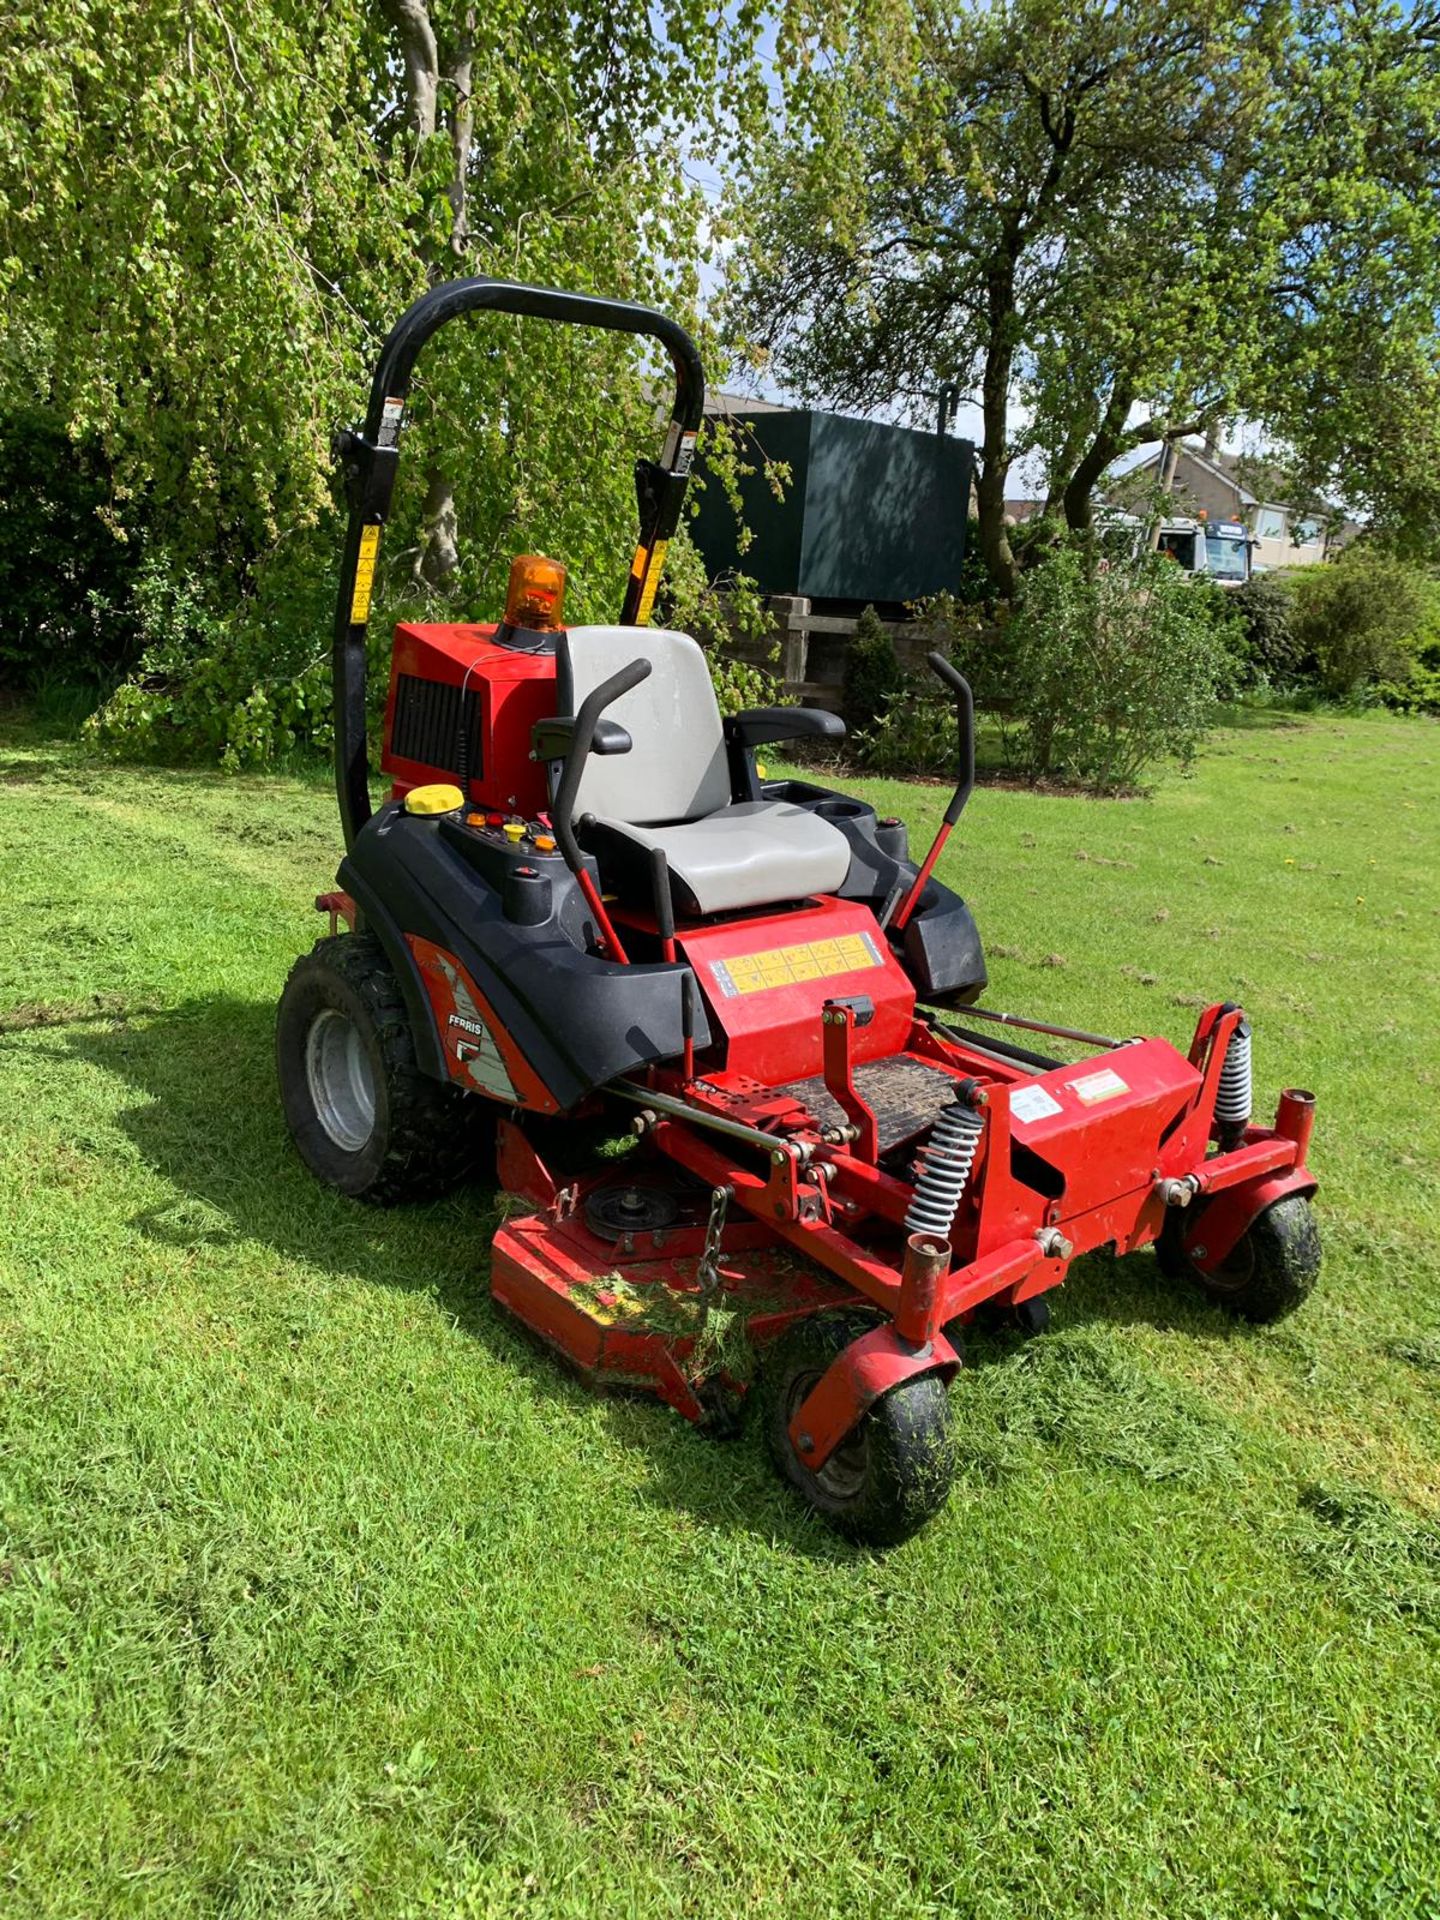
[884,652,975,934]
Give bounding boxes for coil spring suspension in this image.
[1214,1017,1253,1139]
[905,1097,985,1238]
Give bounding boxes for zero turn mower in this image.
[278,279,1321,1545]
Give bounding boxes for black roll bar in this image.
[331,277,707,850]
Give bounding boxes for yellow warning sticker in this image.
[711,931,883,998]
[350,523,381,625]
[635,538,669,625]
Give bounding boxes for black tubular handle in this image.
[332,277,706,851]
[927,651,975,826]
[551,658,653,871]
[650,845,676,949]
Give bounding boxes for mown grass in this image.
[1,703,1438,1918]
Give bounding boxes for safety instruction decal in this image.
[1069,1066,1129,1106]
[711,931,883,998]
[635,538,669,625]
[1010,1084,1063,1126]
[350,523,381,625]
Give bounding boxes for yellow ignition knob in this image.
[404,783,464,816]
[503,821,526,844]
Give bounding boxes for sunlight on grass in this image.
[1,708,1438,1915]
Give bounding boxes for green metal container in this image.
[691,408,974,606]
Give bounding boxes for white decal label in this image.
[1010,1085,1063,1126]
[437,956,517,1100]
[1070,1067,1129,1106]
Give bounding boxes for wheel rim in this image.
[785,1369,868,1502]
[1198,1232,1255,1293]
[305,1008,376,1153]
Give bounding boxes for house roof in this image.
[704,390,794,418]
[1129,440,1338,517]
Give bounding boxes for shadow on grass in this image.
[63,994,865,1557]
[1210,702,1314,733]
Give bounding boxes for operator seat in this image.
[558,626,851,916]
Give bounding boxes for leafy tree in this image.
[0,0,763,753]
[729,1,1440,594]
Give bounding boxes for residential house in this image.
[1120,439,1348,571]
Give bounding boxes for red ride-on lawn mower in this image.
[278,278,1321,1545]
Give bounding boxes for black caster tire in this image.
[1013,1294,1052,1337]
[961,1294,1049,1338]
[759,1312,954,1547]
[1158,1192,1320,1324]
[277,933,490,1204]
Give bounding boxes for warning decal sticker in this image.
[711,931,884,998]
[1010,1084,1063,1126]
[350,523,381,625]
[635,538,669,625]
[1070,1066,1130,1106]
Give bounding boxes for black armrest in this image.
[724,706,846,750]
[532,715,632,761]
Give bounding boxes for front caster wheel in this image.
[758,1313,954,1548]
[1158,1192,1320,1324]
[277,933,489,1204]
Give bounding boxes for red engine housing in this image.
[380,622,559,816]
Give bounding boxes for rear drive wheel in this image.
[277,933,488,1203]
[1158,1192,1320,1323]
[759,1312,954,1547]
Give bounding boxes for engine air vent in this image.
[389,673,483,777]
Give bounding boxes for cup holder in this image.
[813,797,870,820]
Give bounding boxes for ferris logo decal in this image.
[435,955,517,1100]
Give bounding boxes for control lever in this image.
[552,656,652,963]
[885,652,975,934]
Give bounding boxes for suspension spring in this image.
[905,1098,985,1238]
[1214,1018,1253,1131]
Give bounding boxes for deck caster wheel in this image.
[759,1313,954,1548]
[1158,1193,1320,1324]
[1012,1294,1051,1337]
[277,933,489,1204]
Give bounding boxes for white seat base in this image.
[590,801,851,915]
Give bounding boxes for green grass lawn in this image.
[2,704,1439,1918]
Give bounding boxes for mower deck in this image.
[492,1202,853,1423]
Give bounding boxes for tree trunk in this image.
[447,7,475,257]
[381,0,475,591]
[1062,377,1135,532]
[1147,437,1181,549]
[975,264,1019,600]
[381,0,438,141]
[416,467,460,588]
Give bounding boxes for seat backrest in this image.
[559,626,731,826]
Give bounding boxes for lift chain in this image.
[696,1185,732,1299]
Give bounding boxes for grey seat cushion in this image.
[589,801,851,915]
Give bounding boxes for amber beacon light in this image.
[504,554,567,632]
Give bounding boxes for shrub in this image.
[1289,547,1431,696]
[853,680,956,776]
[0,409,142,696]
[87,542,337,767]
[1227,572,1303,688]
[1375,594,1440,715]
[842,605,903,734]
[1000,544,1232,793]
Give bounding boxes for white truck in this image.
[1100,510,1257,587]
